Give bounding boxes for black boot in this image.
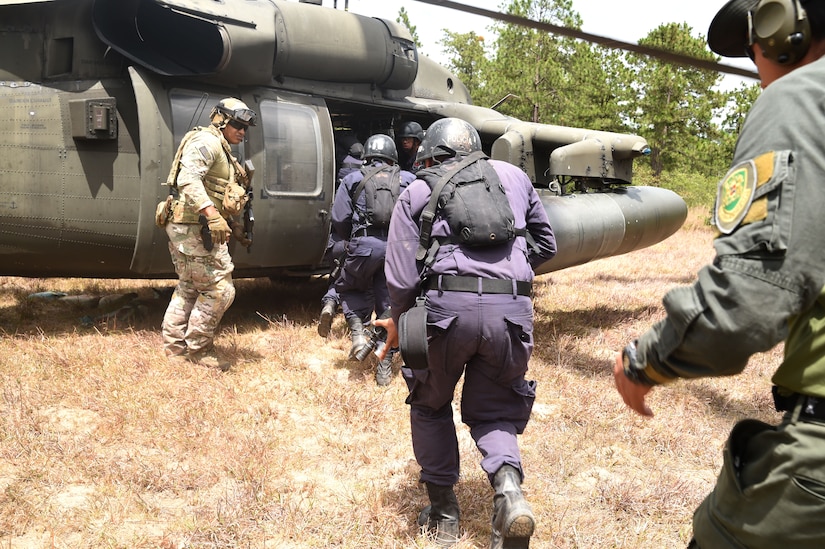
[346,316,367,360]
[375,352,394,386]
[490,465,534,549]
[317,299,336,338]
[417,482,460,547]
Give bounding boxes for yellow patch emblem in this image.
[715,160,757,234]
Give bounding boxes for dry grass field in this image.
[0,208,785,548]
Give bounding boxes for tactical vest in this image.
[165,125,248,224]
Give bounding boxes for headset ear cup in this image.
[753,0,811,64]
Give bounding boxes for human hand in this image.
[231,221,252,247]
[613,351,654,417]
[206,211,231,245]
[374,316,398,361]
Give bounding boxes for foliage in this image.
[718,81,763,160]
[430,0,761,194]
[634,163,719,212]
[441,30,491,102]
[471,0,631,131]
[396,7,421,52]
[626,23,726,178]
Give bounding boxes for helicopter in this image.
[0,0,688,280]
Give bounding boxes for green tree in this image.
[626,23,724,177]
[563,41,633,133]
[717,82,761,164]
[440,0,629,132]
[396,7,421,52]
[440,30,491,102]
[484,0,582,124]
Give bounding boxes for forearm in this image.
[634,258,798,383]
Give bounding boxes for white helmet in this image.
[211,97,257,127]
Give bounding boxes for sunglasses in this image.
[227,119,249,131]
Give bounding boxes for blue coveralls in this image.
[320,153,364,307]
[331,160,415,324]
[384,157,556,486]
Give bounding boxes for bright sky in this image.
[338,0,756,88]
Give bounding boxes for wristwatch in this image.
[621,340,674,386]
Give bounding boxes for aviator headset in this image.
[749,0,811,64]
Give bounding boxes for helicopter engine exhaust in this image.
[91,0,418,89]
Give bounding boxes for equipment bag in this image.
[399,297,429,370]
[352,164,401,231]
[416,151,519,265]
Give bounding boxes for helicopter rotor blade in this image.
[411,0,759,80]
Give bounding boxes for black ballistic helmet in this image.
[415,118,481,164]
[348,142,364,159]
[398,121,424,142]
[363,134,398,163]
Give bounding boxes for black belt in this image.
[352,227,388,238]
[772,386,825,421]
[423,275,531,297]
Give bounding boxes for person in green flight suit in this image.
[614,1,825,547]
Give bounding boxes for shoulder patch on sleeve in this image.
[715,159,757,234]
[197,146,211,162]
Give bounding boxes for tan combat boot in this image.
[187,347,231,372]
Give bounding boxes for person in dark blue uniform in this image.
[397,120,424,173]
[376,118,556,547]
[318,142,363,337]
[331,134,415,384]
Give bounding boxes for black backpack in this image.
[415,151,523,265]
[352,164,401,231]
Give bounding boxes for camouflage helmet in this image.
[210,97,257,127]
[363,134,398,163]
[416,118,481,164]
[398,121,424,142]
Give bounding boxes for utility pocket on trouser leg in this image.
[692,419,772,548]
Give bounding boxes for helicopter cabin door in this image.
[128,69,334,277]
[242,92,335,275]
[129,67,177,276]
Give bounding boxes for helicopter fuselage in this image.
[0,0,687,279]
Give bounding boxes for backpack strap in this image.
[351,164,396,203]
[511,226,542,255]
[415,151,488,264]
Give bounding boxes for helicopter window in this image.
[170,91,247,159]
[260,100,322,196]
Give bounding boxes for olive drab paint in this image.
[0,0,687,279]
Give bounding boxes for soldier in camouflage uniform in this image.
[614,1,825,547]
[160,97,256,371]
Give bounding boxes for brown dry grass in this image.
[0,207,784,548]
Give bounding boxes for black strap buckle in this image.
[772,386,825,421]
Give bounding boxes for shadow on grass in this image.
[531,302,781,426]
[0,276,332,337]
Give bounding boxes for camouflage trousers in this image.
[162,222,235,356]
